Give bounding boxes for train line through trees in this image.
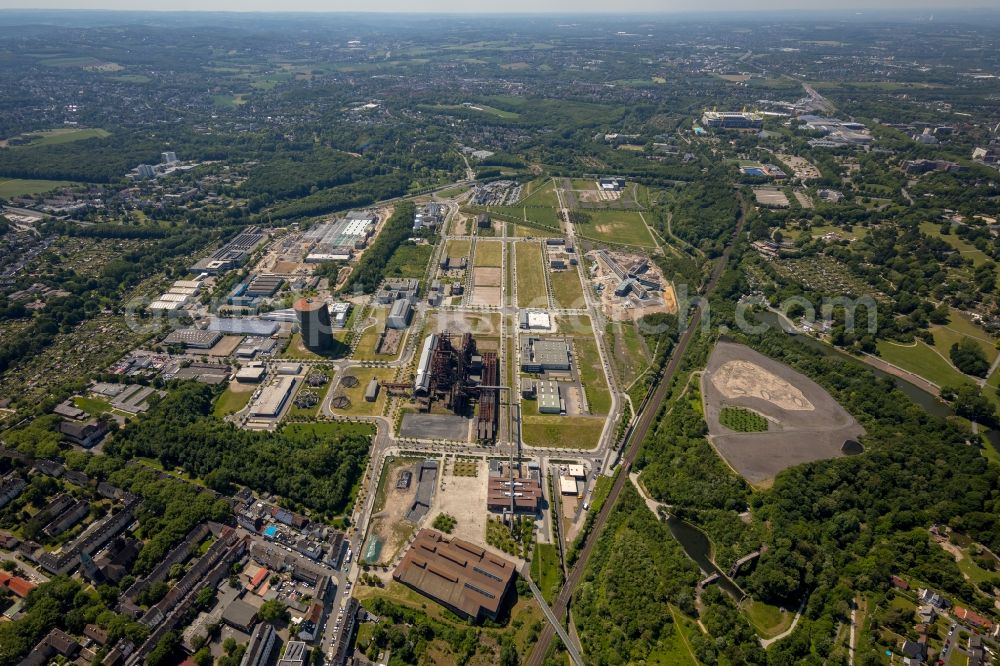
[525,200,746,666]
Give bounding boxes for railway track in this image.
[525,202,745,666]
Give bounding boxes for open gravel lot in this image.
[701,341,865,486]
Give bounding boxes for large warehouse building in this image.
[520,337,571,373]
[250,376,296,418]
[162,328,222,349]
[387,299,413,330]
[304,211,376,262]
[393,529,516,621]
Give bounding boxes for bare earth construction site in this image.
[701,342,866,486]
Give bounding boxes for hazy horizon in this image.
[0,1,995,14]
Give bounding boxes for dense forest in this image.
[0,130,261,183]
[106,382,371,519]
[573,483,702,664]
[269,173,412,220]
[665,175,741,257]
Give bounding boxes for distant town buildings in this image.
[973,144,999,165]
[902,159,962,175]
[798,115,873,147]
[189,226,267,274]
[598,176,626,191]
[701,110,764,130]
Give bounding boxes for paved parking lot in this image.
[399,413,471,441]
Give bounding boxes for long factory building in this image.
[250,376,297,418]
[414,334,437,394]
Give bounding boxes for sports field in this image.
[8,127,110,147]
[0,178,76,197]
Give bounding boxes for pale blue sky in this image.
[0,1,986,13]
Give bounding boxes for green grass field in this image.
[876,339,967,388]
[8,127,109,148]
[0,178,77,198]
[281,421,374,442]
[929,308,997,366]
[282,332,323,360]
[550,268,584,309]
[530,542,564,604]
[740,598,793,638]
[40,56,106,68]
[516,242,548,308]
[575,210,655,247]
[523,205,564,228]
[437,184,471,198]
[513,223,560,238]
[609,321,651,387]
[570,178,598,190]
[519,179,560,208]
[444,238,471,258]
[946,647,969,666]
[329,367,397,417]
[920,221,992,267]
[474,240,504,267]
[573,333,611,414]
[784,223,869,242]
[419,103,519,119]
[212,93,248,108]
[112,74,152,84]
[72,395,113,416]
[213,386,254,417]
[954,546,997,587]
[353,309,407,362]
[521,415,605,449]
[590,474,614,513]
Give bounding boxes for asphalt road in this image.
[525,199,746,666]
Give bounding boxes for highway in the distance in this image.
[525,201,746,666]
